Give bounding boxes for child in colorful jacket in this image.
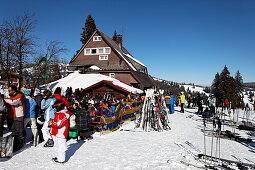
[49,100,71,164]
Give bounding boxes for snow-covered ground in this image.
[1,106,254,170]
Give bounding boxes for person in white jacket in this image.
[208,95,216,116]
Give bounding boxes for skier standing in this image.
[41,90,56,147]
[4,85,25,152]
[196,94,203,114]
[49,100,71,164]
[208,95,216,116]
[180,92,185,113]
[164,94,171,113]
[24,91,38,146]
[170,93,176,114]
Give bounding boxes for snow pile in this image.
[1,106,254,170]
[45,71,143,94]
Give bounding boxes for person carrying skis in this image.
[41,90,56,147]
[49,100,71,164]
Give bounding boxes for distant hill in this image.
[243,82,255,88]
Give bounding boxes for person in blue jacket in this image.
[24,90,38,146]
[170,93,176,114]
[41,90,56,147]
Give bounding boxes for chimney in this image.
[116,34,123,49]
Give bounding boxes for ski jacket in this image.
[24,96,37,118]
[4,92,25,118]
[53,94,70,107]
[41,97,56,120]
[50,109,71,139]
[75,109,91,131]
[208,97,216,107]
[164,96,171,104]
[170,95,176,105]
[180,94,185,104]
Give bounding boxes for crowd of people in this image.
[1,85,253,164]
[0,85,142,163]
[164,92,217,116]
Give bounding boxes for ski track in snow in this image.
[0,106,254,170]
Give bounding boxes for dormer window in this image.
[93,36,102,41]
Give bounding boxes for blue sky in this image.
[1,0,254,86]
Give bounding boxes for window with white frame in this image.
[93,36,102,41]
[98,48,104,54]
[99,55,108,60]
[85,49,90,55]
[105,47,110,54]
[109,73,115,78]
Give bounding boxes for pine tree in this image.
[212,65,243,108]
[235,70,243,93]
[211,72,221,106]
[80,14,96,44]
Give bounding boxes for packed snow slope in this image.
[1,106,254,170]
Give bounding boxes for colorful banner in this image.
[101,101,143,133]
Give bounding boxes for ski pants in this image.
[8,117,25,151]
[180,103,184,113]
[170,104,175,113]
[42,120,52,141]
[52,135,67,162]
[209,106,215,116]
[24,118,38,143]
[166,104,170,113]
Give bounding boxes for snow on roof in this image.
[89,65,101,70]
[46,72,143,94]
[124,53,145,67]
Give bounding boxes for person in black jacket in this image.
[196,94,203,115]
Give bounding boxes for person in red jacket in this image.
[49,100,71,164]
[53,87,70,108]
[4,85,25,152]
